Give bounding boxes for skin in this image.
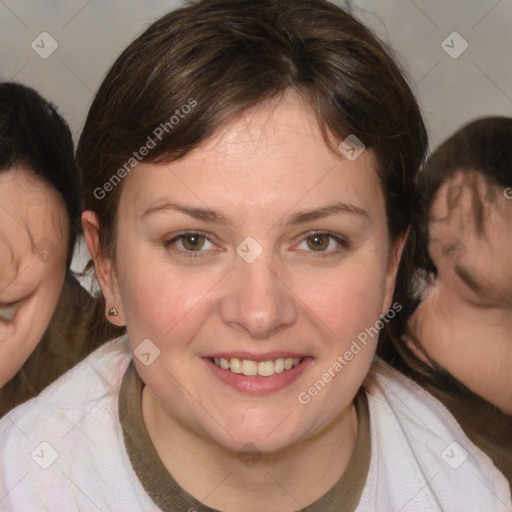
[406,170,512,414]
[83,90,406,512]
[0,166,68,388]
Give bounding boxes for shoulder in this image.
[0,335,155,511]
[0,335,130,442]
[11,334,130,414]
[357,357,512,511]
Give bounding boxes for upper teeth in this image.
[213,357,302,377]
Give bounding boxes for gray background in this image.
[0,0,511,276]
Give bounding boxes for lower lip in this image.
[203,357,313,394]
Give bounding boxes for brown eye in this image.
[306,234,330,251]
[181,234,206,251]
[164,231,215,258]
[295,231,349,256]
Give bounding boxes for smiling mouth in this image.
[209,356,304,377]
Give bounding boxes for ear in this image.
[381,226,410,314]
[82,211,126,327]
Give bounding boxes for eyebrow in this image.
[141,200,369,226]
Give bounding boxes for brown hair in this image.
[417,116,512,276]
[77,0,428,360]
[0,82,81,267]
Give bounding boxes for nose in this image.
[219,252,298,339]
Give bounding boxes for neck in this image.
[141,387,359,512]
[417,282,512,413]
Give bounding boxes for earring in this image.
[108,307,118,317]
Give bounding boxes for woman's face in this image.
[0,167,68,387]
[89,91,404,453]
[407,171,512,411]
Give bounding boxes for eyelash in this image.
[164,230,349,259]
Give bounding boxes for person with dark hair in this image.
[388,116,512,487]
[0,2,509,511]
[0,82,123,415]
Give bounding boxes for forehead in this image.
[121,91,384,220]
[0,167,68,293]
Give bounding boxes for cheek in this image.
[0,286,64,386]
[117,227,391,348]
[296,253,389,341]
[0,317,44,385]
[24,261,67,343]
[117,246,210,342]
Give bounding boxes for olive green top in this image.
[119,360,371,512]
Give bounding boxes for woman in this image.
[0,82,123,415]
[0,1,509,511]
[386,116,512,487]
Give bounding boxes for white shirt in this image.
[0,336,510,512]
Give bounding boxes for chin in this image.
[208,412,308,456]
[221,431,300,456]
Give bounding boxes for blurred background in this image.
[0,0,511,281]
